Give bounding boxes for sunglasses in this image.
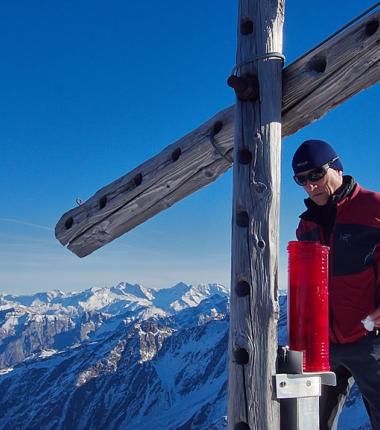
[293,157,339,186]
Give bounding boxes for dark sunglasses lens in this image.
[294,175,307,186]
[294,167,327,186]
[309,167,327,181]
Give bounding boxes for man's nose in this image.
[304,180,317,191]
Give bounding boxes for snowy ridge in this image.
[0,282,228,316]
[0,282,228,369]
[0,283,370,429]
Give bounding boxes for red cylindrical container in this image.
[287,241,330,372]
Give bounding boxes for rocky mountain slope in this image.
[0,283,370,429]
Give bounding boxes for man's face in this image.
[297,167,343,206]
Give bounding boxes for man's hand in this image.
[369,307,380,328]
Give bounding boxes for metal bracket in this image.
[277,347,336,388]
[276,374,321,399]
[276,347,337,430]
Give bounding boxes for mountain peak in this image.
[0,283,369,429]
[113,283,155,301]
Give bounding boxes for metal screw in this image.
[306,380,311,387]
[279,381,286,388]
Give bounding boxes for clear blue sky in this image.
[1,0,379,295]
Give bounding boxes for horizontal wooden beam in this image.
[56,9,380,257]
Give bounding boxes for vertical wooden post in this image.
[228,1,284,429]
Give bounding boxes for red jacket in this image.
[297,181,380,343]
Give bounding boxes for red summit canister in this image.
[287,241,330,372]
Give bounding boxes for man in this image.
[292,139,380,429]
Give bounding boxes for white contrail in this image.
[0,218,54,232]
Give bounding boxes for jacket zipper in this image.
[321,224,340,343]
[373,257,379,308]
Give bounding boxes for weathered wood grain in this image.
[57,108,234,257]
[227,1,283,428]
[282,11,380,134]
[56,8,380,257]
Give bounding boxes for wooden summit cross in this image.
[55,2,380,429]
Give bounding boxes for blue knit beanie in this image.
[292,139,343,174]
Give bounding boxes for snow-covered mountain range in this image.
[0,282,370,429]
